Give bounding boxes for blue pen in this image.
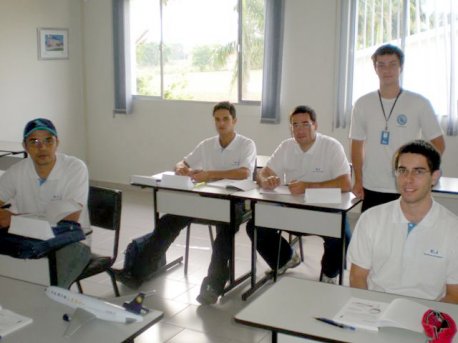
[315,317,356,331]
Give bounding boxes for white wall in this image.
[1,1,456,184]
[0,0,87,159]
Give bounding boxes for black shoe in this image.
[113,269,142,289]
[196,284,219,305]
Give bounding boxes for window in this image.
[338,0,457,135]
[129,0,265,103]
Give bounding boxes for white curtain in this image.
[337,0,458,135]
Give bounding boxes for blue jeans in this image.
[135,201,245,295]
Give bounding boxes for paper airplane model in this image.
[46,286,149,337]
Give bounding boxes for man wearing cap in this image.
[0,118,91,288]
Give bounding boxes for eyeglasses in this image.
[375,61,400,70]
[291,122,313,129]
[26,137,56,147]
[394,167,430,178]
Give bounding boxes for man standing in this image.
[247,105,351,283]
[0,118,90,288]
[116,101,256,305]
[348,140,458,304]
[350,44,445,212]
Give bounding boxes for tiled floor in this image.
[73,187,357,343]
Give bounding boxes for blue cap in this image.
[23,118,58,140]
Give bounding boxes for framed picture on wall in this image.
[37,28,69,60]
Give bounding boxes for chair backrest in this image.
[87,186,122,259]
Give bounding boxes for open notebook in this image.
[207,179,257,191]
[333,297,429,332]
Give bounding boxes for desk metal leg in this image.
[271,330,277,343]
[223,199,251,294]
[241,225,274,301]
[338,212,346,286]
[147,188,184,278]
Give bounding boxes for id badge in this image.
[380,130,390,145]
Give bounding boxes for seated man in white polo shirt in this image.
[0,118,90,288]
[116,101,256,305]
[348,140,458,303]
[247,105,352,283]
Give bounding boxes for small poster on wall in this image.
[37,28,69,60]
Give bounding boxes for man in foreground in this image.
[348,140,458,304]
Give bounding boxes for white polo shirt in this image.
[0,153,89,226]
[348,199,458,301]
[184,133,256,179]
[349,90,443,193]
[266,133,350,184]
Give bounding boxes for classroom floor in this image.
[72,186,358,343]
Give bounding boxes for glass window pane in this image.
[130,0,161,96]
[241,0,265,102]
[162,0,238,101]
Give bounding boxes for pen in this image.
[315,317,355,331]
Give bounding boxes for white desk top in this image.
[433,176,458,195]
[235,277,458,343]
[131,172,239,197]
[233,189,361,212]
[0,141,24,153]
[0,276,163,343]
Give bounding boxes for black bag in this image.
[123,232,166,279]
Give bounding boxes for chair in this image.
[74,186,122,297]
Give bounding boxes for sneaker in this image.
[113,269,143,289]
[320,273,338,284]
[196,284,219,305]
[276,252,301,275]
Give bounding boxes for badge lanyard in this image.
[378,89,402,145]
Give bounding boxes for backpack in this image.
[122,232,166,279]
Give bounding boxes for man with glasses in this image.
[246,105,352,284]
[348,140,458,303]
[349,44,445,212]
[0,118,90,287]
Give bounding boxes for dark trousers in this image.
[361,188,400,213]
[246,218,352,278]
[137,202,245,295]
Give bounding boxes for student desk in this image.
[232,189,360,300]
[131,174,251,293]
[0,141,26,158]
[0,141,26,171]
[433,176,458,215]
[0,275,163,343]
[235,277,458,343]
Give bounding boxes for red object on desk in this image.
[422,309,457,343]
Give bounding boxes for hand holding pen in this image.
[260,175,281,190]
